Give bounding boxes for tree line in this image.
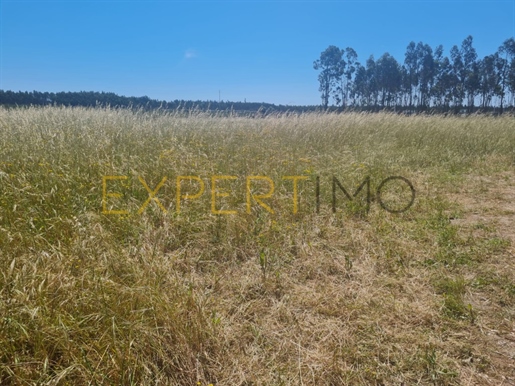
[0,90,320,115]
[314,36,515,113]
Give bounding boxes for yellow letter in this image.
[102,175,128,215]
[282,176,308,214]
[176,176,205,213]
[246,176,275,214]
[138,176,168,214]
[211,175,237,215]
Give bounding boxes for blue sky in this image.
[1,0,514,105]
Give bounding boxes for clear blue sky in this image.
[1,0,514,105]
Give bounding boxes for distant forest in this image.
[314,36,515,113]
[0,90,320,115]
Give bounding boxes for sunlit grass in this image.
[0,106,514,384]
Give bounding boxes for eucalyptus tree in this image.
[441,57,455,108]
[461,36,479,109]
[376,53,402,107]
[478,54,500,108]
[352,63,369,106]
[430,45,446,107]
[364,55,379,107]
[500,38,515,108]
[313,45,344,108]
[404,41,419,108]
[352,56,379,107]
[494,39,515,113]
[416,42,436,108]
[400,65,411,107]
[450,45,465,107]
[341,47,358,108]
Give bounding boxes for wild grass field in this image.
[0,106,514,385]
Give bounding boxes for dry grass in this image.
[0,106,514,385]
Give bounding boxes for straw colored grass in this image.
[0,106,514,385]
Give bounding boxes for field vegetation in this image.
[0,106,514,385]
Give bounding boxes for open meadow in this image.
[0,106,514,385]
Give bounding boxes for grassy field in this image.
[0,106,514,385]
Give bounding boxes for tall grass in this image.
[0,106,514,384]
